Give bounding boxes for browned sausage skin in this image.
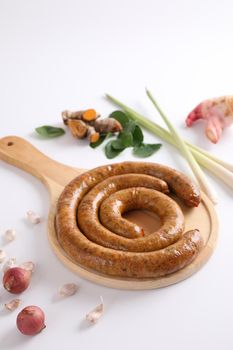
[80,186,184,251]
[56,162,202,278]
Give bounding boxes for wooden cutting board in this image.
[0,136,218,290]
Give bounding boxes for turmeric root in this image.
[87,126,100,143]
[62,109,100,125]
[67,119,88,138]
[63,108,122,143]
[94,118,122,133]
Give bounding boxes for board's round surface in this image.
[48,189,218,290]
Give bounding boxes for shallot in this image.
[186,96,233,143]
[16,305,46,335]
[3,267,31,294]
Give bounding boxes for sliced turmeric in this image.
[67,119,88,138]
[82,109,98,122]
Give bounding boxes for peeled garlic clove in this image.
[26,211,41,224]
[20,261,35,273]
[4,229,16,242]
[59,283,78,297]
[0,249,6,263]
[5,298,21,311]
[86,296,104,324]
[2,257,17,272]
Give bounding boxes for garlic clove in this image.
[0,249,6,263]
[20,261,35,273]
[86,296,104,324]
[59,283,78,297]
[2,257,17,272]
[4,229,16,242]
[26,211,41,224]
[5,298,21,311]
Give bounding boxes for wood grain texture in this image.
[0,136,218,290]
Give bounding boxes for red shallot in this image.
[16,305,46,335]
[3,267,31,294]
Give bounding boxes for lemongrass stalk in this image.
[190,150,233,189]
[188,143,233,173]
[145,89,218,204]
[106,93,233,190]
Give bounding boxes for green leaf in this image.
[123,120,136,134]
[111,133,133,150]
[109,110,129,128]
[133,143,162,158]
[89,133,112,148]
[35,125,65,138]
[105,140,123,159]
[132,125,143,146]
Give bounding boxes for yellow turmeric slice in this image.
[82,109,98,122]
[67,119,88,138]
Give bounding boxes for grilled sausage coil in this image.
[56,162,203,278]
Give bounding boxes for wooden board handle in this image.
[0,136,83,189]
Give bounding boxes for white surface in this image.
[0,1,233,349]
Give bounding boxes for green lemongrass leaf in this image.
[132,125,143,146]
[105,140,123,159]
[133,143,162,158]
[89,133,112,148]
[112,132,133,150]
[109,110,129,128]
[35,125,65,138]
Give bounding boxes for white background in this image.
[0,1,233,349]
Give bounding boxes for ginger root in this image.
[186,96,233,143]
